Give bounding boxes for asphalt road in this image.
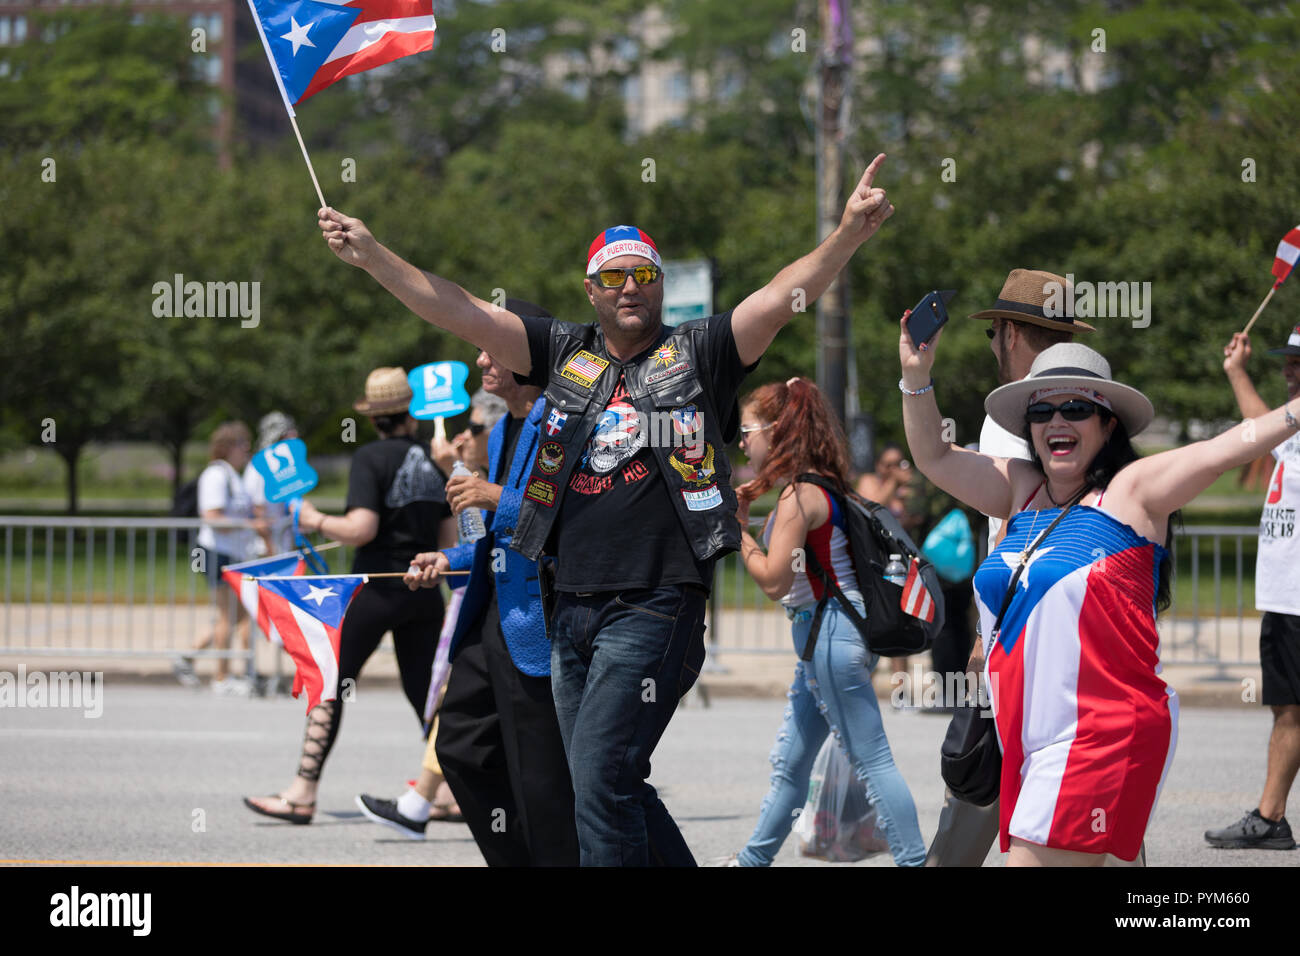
[1,682,1296,867]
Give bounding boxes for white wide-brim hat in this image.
[984,343,1154,437]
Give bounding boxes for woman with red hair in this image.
[730,377,925,866]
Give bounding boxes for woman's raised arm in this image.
[898,315,1021,519]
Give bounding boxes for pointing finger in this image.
[858,153,887,193]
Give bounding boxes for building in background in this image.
[0,0,286,155]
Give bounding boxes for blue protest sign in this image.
[251,438,319,503]
[408,361,471,419]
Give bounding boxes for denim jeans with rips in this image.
[549,584,707,867]
[738,594,926,867]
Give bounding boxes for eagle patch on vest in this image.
[670,443,723,510]
[537,442,564,475]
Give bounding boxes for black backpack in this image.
[169,476,201,518]
[795,473,945,660]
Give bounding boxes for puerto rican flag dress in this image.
[973,502,1179,860]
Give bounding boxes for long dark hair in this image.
[739,378,853,502]
[1021,415,1178,614]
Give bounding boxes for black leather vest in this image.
[510,316,744,564]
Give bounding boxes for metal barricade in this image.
[706,524,1263,671]
[0,516,1263,677]
[0,516,331,686]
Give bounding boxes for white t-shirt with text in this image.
[1256,432,1300,616]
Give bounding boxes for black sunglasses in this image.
[985,328,996,340]
[1025,399,1109,424]
[589,265,663,289]
[467,422,487,436]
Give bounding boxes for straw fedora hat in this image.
[968,269,1097,333]
[985,343,1154,436]
[353,367,413,416]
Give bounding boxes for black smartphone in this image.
[905,289,957,349]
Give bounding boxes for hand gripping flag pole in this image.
[1243,225,1300,334]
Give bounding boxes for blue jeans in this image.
[738,595,926,867]
[550,585,707,866]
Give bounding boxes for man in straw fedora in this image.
[1204,324,1300,850]
[244,367,457,825]
[318,154,896,865]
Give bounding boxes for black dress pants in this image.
[434,590,579,866]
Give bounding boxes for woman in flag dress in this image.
[899,321,1300,864]
[731,377,926,866]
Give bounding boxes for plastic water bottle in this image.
[883,553,908,586]
[451,460,487,543]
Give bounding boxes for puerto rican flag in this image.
[545,408,568,436]
[221,552,308,695]
[975,509,1177,859]
[899,557,936,622]
[254,575,366,712]
[248,0,435,107]
[1272,225,1300,287]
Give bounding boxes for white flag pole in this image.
[245,0,328,209]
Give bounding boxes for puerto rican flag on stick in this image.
[248,0,436,108]
[900,557,936,623]
[1242,224,1300,335]
[251,574,366,712]
[221,552,308,696]
[1272,226,1300,287]
[245,0,435,207]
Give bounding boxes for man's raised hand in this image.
[1223,332,1252,376]
[840,153,895,245]
[318,207,377,268]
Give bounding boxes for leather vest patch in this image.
[511,317,745,563]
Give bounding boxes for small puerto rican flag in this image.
[1272,225,1300,287]
[545,407,568,437]
[900,557,936,623]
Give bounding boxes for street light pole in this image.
[815,0,852,425]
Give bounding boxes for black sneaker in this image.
[1204,809,1296,849]
[355,794,427,840]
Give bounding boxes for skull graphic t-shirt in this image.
[515,309,757,593]
[553,373,706,591]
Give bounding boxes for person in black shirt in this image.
[243,367,456,824]
[316,154,896,863]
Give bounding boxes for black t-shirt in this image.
[498,414,525,486]
[345,436,451,582]
[518,311,752,592]
[481,413,526,599]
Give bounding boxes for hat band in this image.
[587,240,662,276]
[992,297,1080,324]
[1029,385,1113,411]
[1031,365,1105,380]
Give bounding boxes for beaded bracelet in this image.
[898,378,934,396]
